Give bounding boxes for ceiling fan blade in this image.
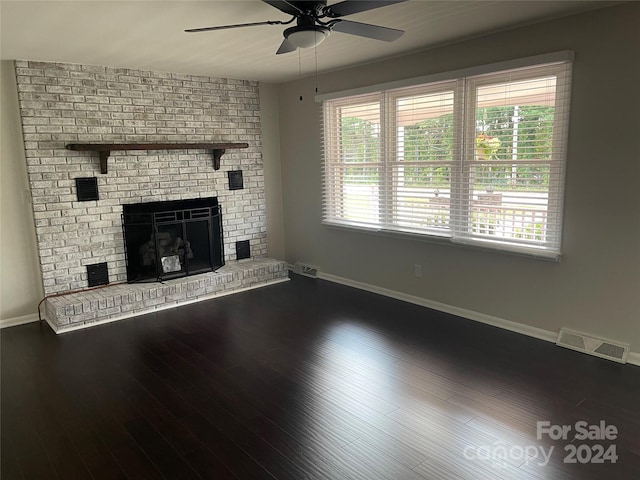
[276,38,297,55]
[185,20,285,33]
[325,0,408,17]
[262,0,302,16]
[289,0,327,11]
[331,20,404,42]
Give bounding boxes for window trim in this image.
[315,51,574,102]
[320,52,573,261]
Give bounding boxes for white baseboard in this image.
[317,272,639,366]
[0,313,40,329]
[628,352,640,367]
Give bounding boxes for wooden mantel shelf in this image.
[65,143,249,174]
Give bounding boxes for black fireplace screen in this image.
[122,197,224,282]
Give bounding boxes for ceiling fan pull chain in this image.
[299,48,303,101]
[314,43,319,94]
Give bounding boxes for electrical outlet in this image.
[414,263,422,278]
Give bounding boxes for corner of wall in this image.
[0,60,45,319]
[259,82,286,261]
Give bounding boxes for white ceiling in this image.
[1,0,608,83]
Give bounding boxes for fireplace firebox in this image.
[122,197,224,283]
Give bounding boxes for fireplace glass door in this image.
[123,197,223,283]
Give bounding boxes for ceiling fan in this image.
[185,0,408,54]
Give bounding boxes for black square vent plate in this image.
[235,240,250,260]
[76,177,99,201]
[87,262,109,287]
[228,170,244,190]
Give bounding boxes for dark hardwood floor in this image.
[2,274,639,479]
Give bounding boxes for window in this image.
[322,53,572,259]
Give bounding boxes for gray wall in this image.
[259,82,285,261]
[277,4,640,352]
[1,61,44,320]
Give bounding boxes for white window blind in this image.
[322,55,572,259]
[389,81,462,236]
[323,93,382,228]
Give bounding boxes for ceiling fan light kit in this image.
[186,0,407,54]
[286,25,329,49]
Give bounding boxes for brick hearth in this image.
[43,258,288,333]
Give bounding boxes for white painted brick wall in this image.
[15,60,267,295]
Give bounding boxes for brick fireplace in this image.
[14,60,287,331]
